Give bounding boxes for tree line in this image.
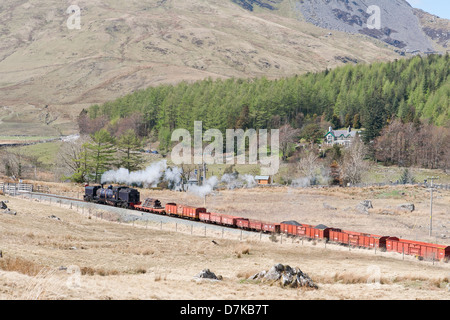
[81,54,450,151]
[374,119,450,170]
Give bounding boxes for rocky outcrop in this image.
[194,269,222,281]
[0,201,16,216]
[398,203,415,212]
[250,264,318,289]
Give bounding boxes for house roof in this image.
[325,129,358,139]
[255,176,270,180]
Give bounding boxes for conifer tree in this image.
[117,129,143,172]
[87,129,116,183]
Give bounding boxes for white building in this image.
[324,126,358,147]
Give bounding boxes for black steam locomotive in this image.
[84,184,141,209]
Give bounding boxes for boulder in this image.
[194,269,222,281]
[398,203,415,212]
[250,264,318,289]
[323,203,337,210]
[356,200,373,214]
[1,208,16,216]
[360,200,373,209]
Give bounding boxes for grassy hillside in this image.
[0,0,407,136]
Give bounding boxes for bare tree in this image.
[340,137,369,185]
[375,120,450,170]
[55,135,92,180]
[179,163,197,191]
[279,123,300,161]
[0,149,25,180]
[298,149,321,186]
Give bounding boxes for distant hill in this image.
[0,0,447,135]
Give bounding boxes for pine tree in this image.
[87,129,116,183]
[69,142,91,183]
[117,129,143,172]
[353,114,361,129]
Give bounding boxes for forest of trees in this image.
[58,129,143,183]
[59,53,450,185]
[81,54,450,151]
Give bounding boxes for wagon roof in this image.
[281,221,302,226]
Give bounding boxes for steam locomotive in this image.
[84,184,141,209]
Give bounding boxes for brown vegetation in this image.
[0,184,449,300]
[375,120,450,169]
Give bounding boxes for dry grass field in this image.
[0,183,449,300]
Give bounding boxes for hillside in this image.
[232,0,448,52]
[86,54,450,145]
[2,0,446,136]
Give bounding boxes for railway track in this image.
[19,192,268,240]
[8,191,450,265]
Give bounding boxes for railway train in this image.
[84,184,450,262]
[84,184,140,209]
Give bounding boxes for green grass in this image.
[0,136,58,141]
[365,164,450,185]
[11,141,63,167]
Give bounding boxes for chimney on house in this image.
[348,126,352,133]
[329,127,333,132]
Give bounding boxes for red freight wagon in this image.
[199,212,211,223]
[249,220,263,232]
[297,224,314,237]
[165,203,178,215]
[329,229,348,244]
[221,215,238,227]
[360,234,389,249]
[236,218,250,229]
[330,229,389,249]
[209,213,223,225]
[182,206,206,220]
[386,238,450,260]
[280,221,302,236]
[312,224,333,239]
[262,222,281,234]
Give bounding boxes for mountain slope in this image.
[232,0,448,53]
[0,0,447,135]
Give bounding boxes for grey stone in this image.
[250,264,318,289]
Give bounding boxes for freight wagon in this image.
[85,185,450,262]
[386,238,450,261]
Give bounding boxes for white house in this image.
[324,126,358,147]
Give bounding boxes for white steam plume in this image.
[101,160,182,189]
[188,176,219,198]
[220,173,257,189]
